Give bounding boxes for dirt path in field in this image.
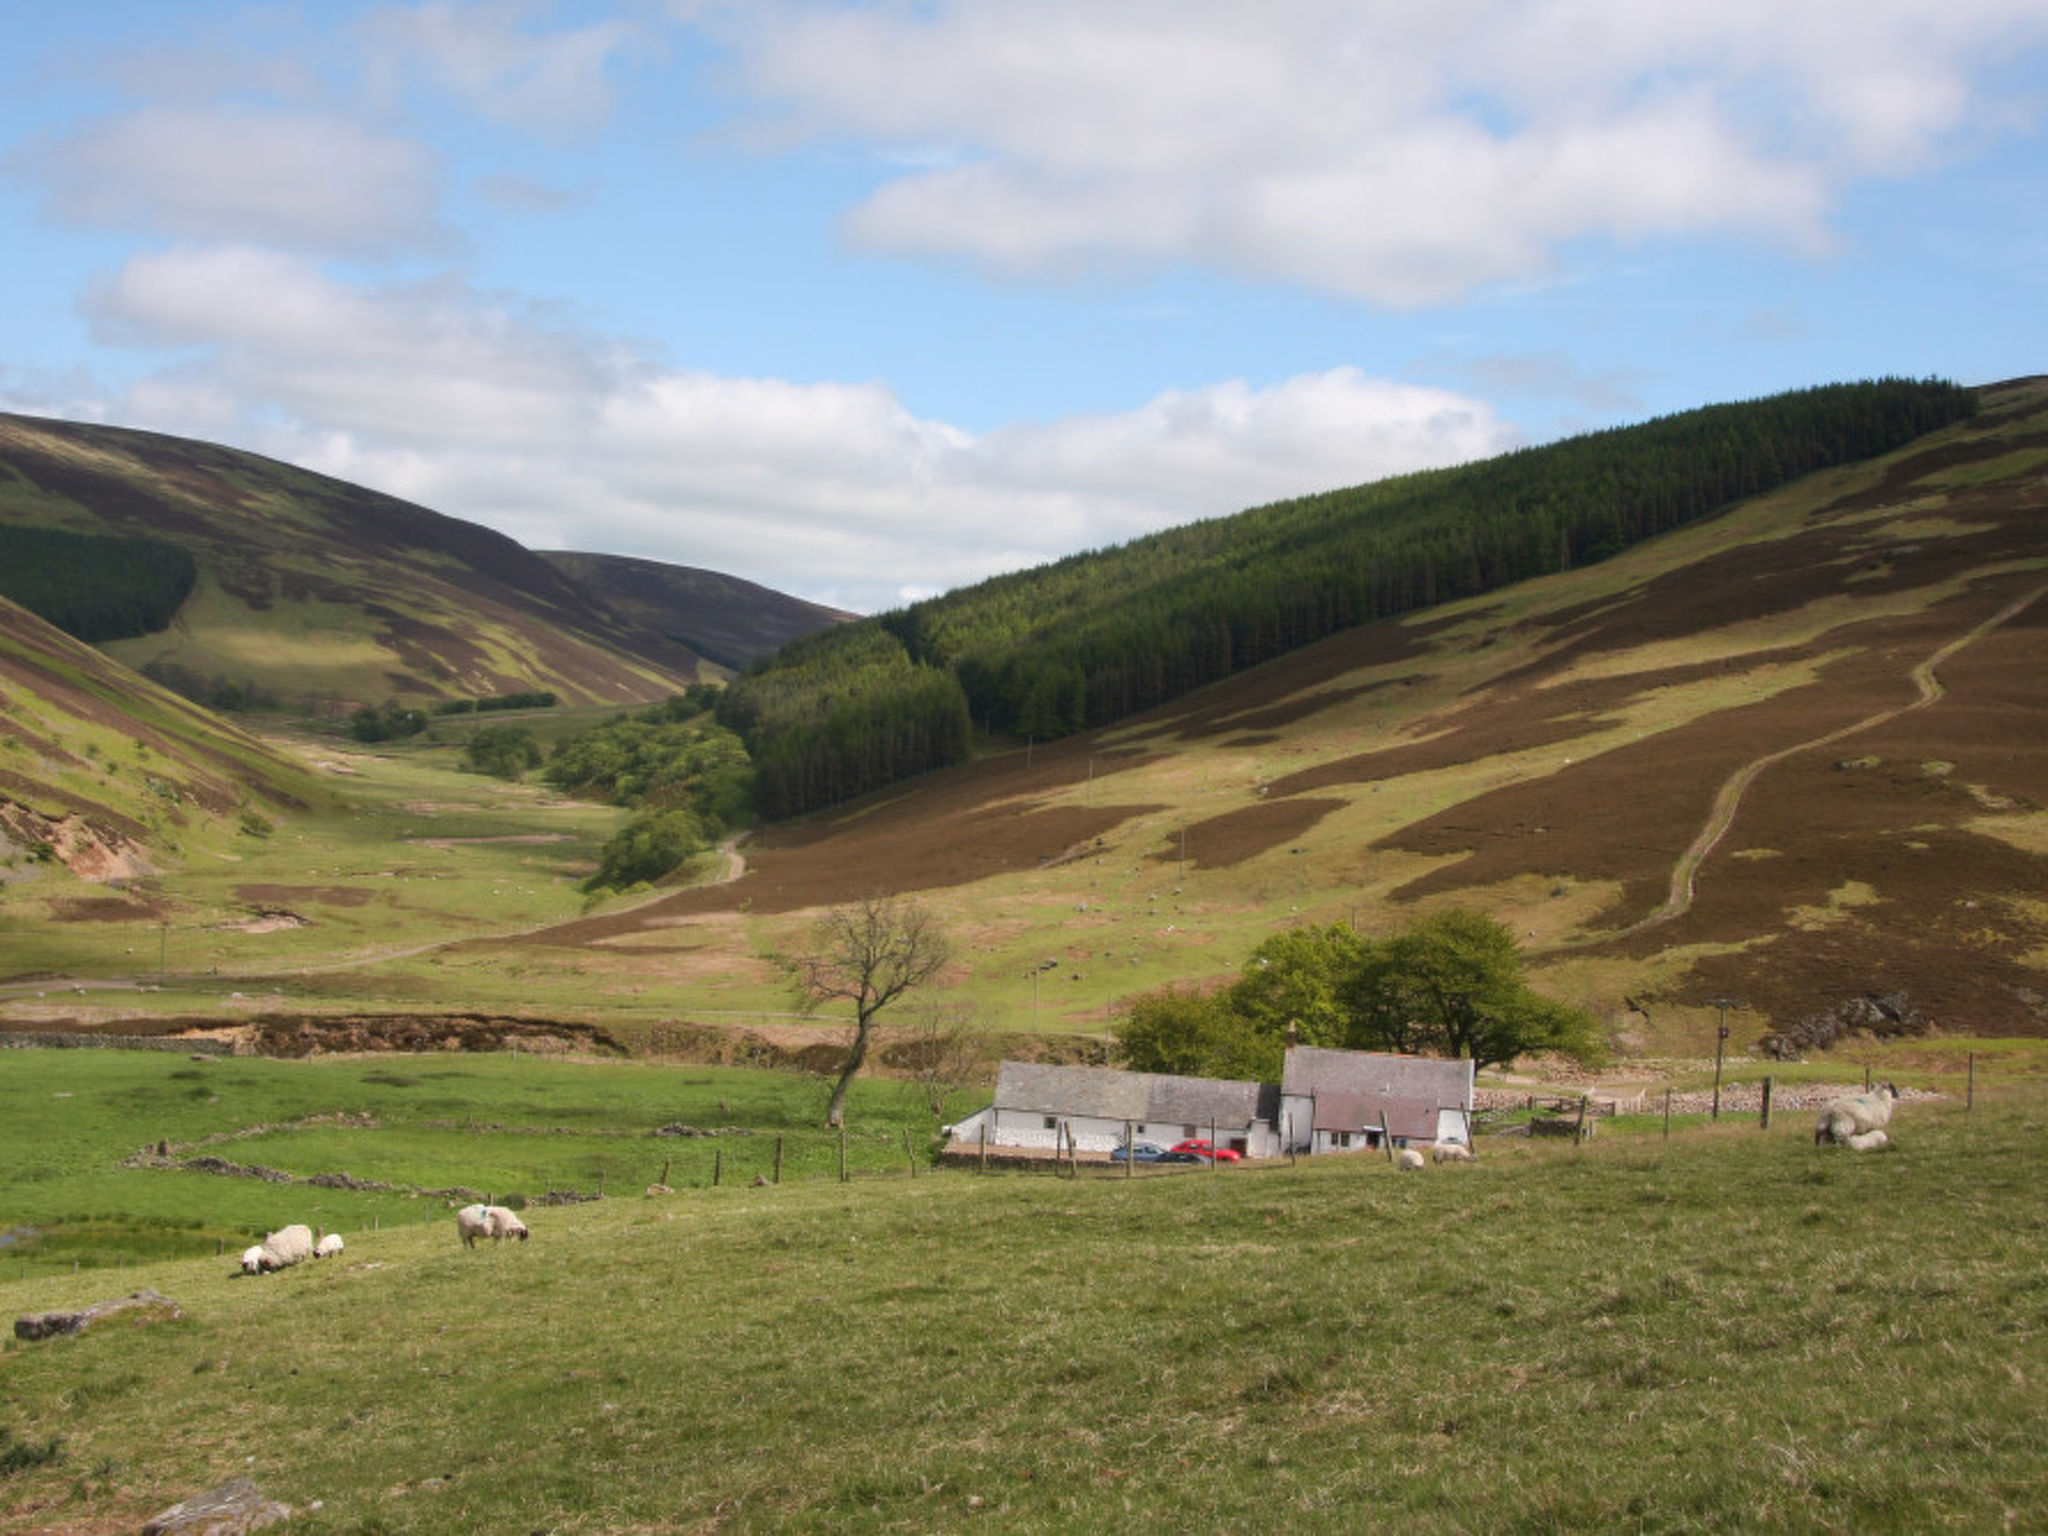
[1611,581,2048,940]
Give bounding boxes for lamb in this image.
[1845,1128,1890,1153]
[1431,1142,1475,1164]
[239,1245,266,1275]
[1396,1147,1427,1171]
[313,1232,345,1259]
[1815,1084,1899,1147]
[250,1223,315,1273]
[456,1204,530,1248]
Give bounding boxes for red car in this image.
[1171,1139,1242,1162]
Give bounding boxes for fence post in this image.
[1663,1088,1672,1140]
[979,1122,987,1173]
[714,1149,722,1187]
[1968,1052,1976,1110]
[1759,1076,1773,1131]
[1125,1119,1134,1179]
[839,1126,848,1183]
[774,1135,785,1185]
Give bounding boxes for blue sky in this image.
[3,2,2045,614]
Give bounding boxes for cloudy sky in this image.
[3,2,2045,613]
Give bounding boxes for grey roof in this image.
[1283,1047,1472,1137]
[1281,1046,1472,1105]
[1311,1092,1440,1142]
[993,1061,1273,1128]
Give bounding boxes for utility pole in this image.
[1708,996,1742,1120]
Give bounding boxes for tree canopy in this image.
[1115,909,1604,1079]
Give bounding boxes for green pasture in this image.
[0,1050,953,1280]
[2,1084,2043,1533]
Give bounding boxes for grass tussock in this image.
[3,1088,2045,1532]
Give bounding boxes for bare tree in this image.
[898,997,998,1127]
[787,896,953,1128]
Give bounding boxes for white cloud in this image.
[705,0,2048,304]
[360,0,640,136]
[84,247,1515,611]
[26,106,444,255]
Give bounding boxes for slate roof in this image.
[993,1062,1274,1127]
[1281,1046,1472,1104]
[1283,1047,1473,1137]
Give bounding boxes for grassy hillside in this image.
[503,377,2048,1053]
[0,595,325,898]
[1,379,2042,1066]
[0,412,703,710]
[724,379,1976,817]
[2,1072,2041,1534]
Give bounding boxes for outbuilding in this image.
[947,1061,1283,1158]
[1279,1046,1474,1153]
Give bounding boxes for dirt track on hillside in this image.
[484,405,2048,1038]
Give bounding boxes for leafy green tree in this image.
[1352,909,1606,1072]
[1114,985,1282,1082]
[463,724,544,780]
[1230,923,1368,1047]
[588,808,711,891]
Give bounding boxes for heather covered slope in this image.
[537,378,2048,1047]
[0,412,703,709]
[538,549,855,671]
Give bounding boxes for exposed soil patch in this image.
[233,884,375,908]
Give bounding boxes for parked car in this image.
[1152,1149,1207,1164]
[1110,1141,1168,1163]
[1170,1139,1243,1162]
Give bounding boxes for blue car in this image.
[1109,1141,1168,1163]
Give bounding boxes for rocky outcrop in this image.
[14,1288,181,1341]
[141,1477,291,1535]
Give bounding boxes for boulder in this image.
[142,1477,292,1535]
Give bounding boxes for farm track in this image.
[1607,580,2048,942]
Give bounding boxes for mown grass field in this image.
[3,1076,2044,1535]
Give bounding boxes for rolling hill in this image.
[0,379,2042,1064]
[0,412,727,710]
[0,593,323,893]
[530,376,2048,1048]
[537,549,856,671]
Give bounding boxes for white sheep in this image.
[1396,1147,1426,1171]
[1845,1128,1890,1153]
[456,1203,530,1248]
[239,1245,266,1275]
[313,1232,345,1259]
[253,1223,315,1272]
[1815,1085,1898,1147]
[1431,1142,1474,1164]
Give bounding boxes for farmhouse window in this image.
[1043,1116,1059,1130]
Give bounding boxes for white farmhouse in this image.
[1279,1046,1474,1154]
[948,1061,1283,1159]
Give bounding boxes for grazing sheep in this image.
[456,1204,530,1248]
[1845,1128,1890,1153]
[239,1245,266,1275]
[1431,1142,1475,1164]
[313,1232,344,1259]
[253,1223,315,1273]
[1815,1084,1899,1147]
[1396,1147,1426,1171]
